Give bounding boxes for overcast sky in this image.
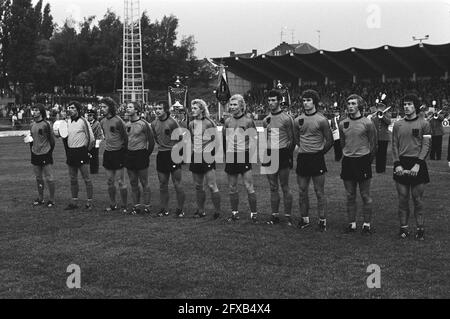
[36,0,450,58]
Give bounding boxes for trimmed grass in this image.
[0,135,449,298]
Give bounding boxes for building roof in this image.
[213,43,450,82]
[292,42,318,54]
[265,42,318,55]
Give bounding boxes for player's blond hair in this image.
[229,94,246,113]
[191,99,210,118]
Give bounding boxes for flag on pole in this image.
[216,66,231,105]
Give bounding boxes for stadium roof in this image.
[213,43,450,83]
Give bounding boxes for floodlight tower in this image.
[412,34,429,47]
[120,0,148,104]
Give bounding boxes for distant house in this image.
[265,41,318,56]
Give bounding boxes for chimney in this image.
[230,51,235,57]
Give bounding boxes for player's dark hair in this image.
[127,101,141,113]
[68,101,83,114]
[87,109,98,120]
[156,100,170,113]
[302,89,320,107]
[267,90,282,101]
[346,94,367,113]
[33,103,47,120]
[100,97,118,117]
[402,93,421,114]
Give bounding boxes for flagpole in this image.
[218,101,221,121]
[218,65,224,121]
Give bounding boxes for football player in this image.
[392,94,431,240]
[100,97,128,213]
[64,101,95,211]
[124,102,155,215]
[151,100,186,217]
[294,90,333,231]
[263,90,296,225]
[223,94,258,222]
[29,104,56,208]
[339,95,377,235]
[188,99,221,219]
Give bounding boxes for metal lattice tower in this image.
[120,0,148,104]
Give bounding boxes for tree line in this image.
[0,0,216,103]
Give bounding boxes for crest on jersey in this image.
[299,119,304,126]
[344,122,349,129]
[38,129,43,135]
[110,126,115,133]
[412,128,419,137]
[165,128,171,136]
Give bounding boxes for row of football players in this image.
[28,91,431,240]
[328,99,449,171]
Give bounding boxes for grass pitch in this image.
[0,135,449,298]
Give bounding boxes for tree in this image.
[174,35,199,84]
[33,0,42,37]
[141,14,199,90]
[180,35,196,60]
[48,9,124,94]
[94,9,123,92]
[191,59,217,88]
[30,2,56,93]
[33,38,57,92]
[50,20,80,87]
[75,16,100,91]
[41,3,53,40]
[157,15,178,55]
[7,0,40,102]
[0,0,11,90]
[3,5,202,96]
